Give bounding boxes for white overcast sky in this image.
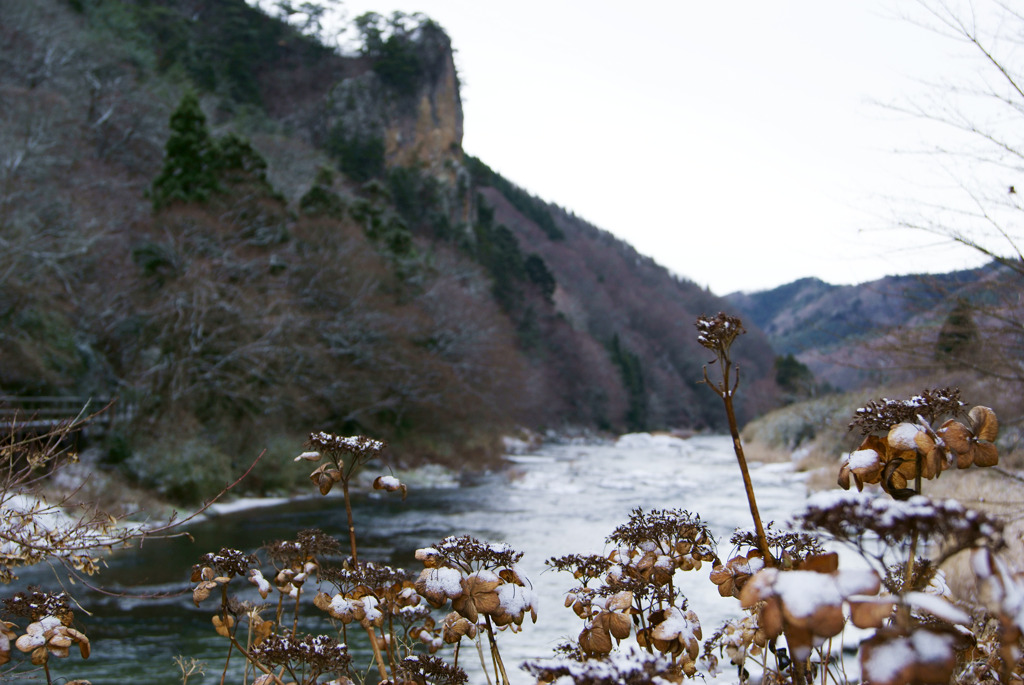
[315,1,1018,294]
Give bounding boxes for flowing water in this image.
[12,434,816,684]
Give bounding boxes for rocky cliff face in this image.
[321,21,464,185]
[384,23,463,179]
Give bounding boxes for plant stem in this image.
[364,624,389,683]
[720,376,773,566]
[484,616,510,685]
[475,634,494,685]
[341,479,358,565]
[899,451,925,628]
[291,590,302,638]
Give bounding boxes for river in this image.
[12,434,816,684]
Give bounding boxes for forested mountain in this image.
[726,264,1007,390]
[0,0,783,496]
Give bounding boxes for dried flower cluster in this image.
[415,536,536,628]
[549,509,717,678]
[413,535,536,684]
[841,395,999,499]
[525,644,681,684]
[701,614,768,673]
[726,524,825,569]
[849,387,964,434]
[695,312,745,355]
[738,552,882,661]
[798,491,1003,563]
[0,589,90,673]
[396,653,469,685]
[249,632,351,673]
[315,561,432,650]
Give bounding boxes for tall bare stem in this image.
[696,313,774,566]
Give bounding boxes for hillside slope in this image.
[0,0,780,497]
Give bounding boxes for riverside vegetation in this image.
[0,313,1021,685]
[0,0,778,507]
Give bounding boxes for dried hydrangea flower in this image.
[306,432,385,462]
[802,489,1003,565]
[14,615,90,664]
[577,590,632,656]
[524,644,677,684]
[191,565,232,606]
[935,405,999,469]
[397,653,468,685]
[0,621,16,666]
[714,615,768,667]
[372,474,407,499]
[695,312,745,354]
[191,548,258,580]
[860,627,963,685]
[249,633,351,674]
[637,606,702,676]
[739,552,881,662]
[451,571,500,624]
[440,612,476,644]
[839,433,923,498]
[710,550,765,598]
[309,463,343,496]
[849,388,963,435]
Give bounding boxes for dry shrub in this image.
[738,440,792,465]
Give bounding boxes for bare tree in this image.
[892,1,1024,271]
[874,1,1024,407]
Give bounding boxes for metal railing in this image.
[0,396,129,436]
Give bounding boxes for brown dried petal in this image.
[309,465,342,495]
[850,598,895,629]
[974,441,999,467]
[579,624,613,656]
[760,599,785,640]
[838,463,855,491]
[15,633,41,653]
[887,423,921,451]
[48,634,72,650]
[938,420,973,468]
[30,645,48,666]
[969,406,999,442]
[799,552,839,573]
[251,616,273,645]
[882,458,911,495]
[846,437,887,486]
[592,610,632,641]
[452,575,500,623]
[313,592,332,612]
[442,613,476,643]
[193,581,217,606]
[786,603,844,638]
[783,622,815,663]
[212,614,235,638]
[606,590,633,612]
[46,643,70,659]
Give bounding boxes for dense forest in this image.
[0,0,781,502]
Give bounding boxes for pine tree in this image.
[936,300,978,368]
[151,91,219,209]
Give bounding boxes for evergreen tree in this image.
[151,91,219,209]
[936,300,978,367]
[774,353,815,402]
[524,254,556,303]
[609,334,648,432]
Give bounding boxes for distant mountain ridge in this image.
[726,265,997,387]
